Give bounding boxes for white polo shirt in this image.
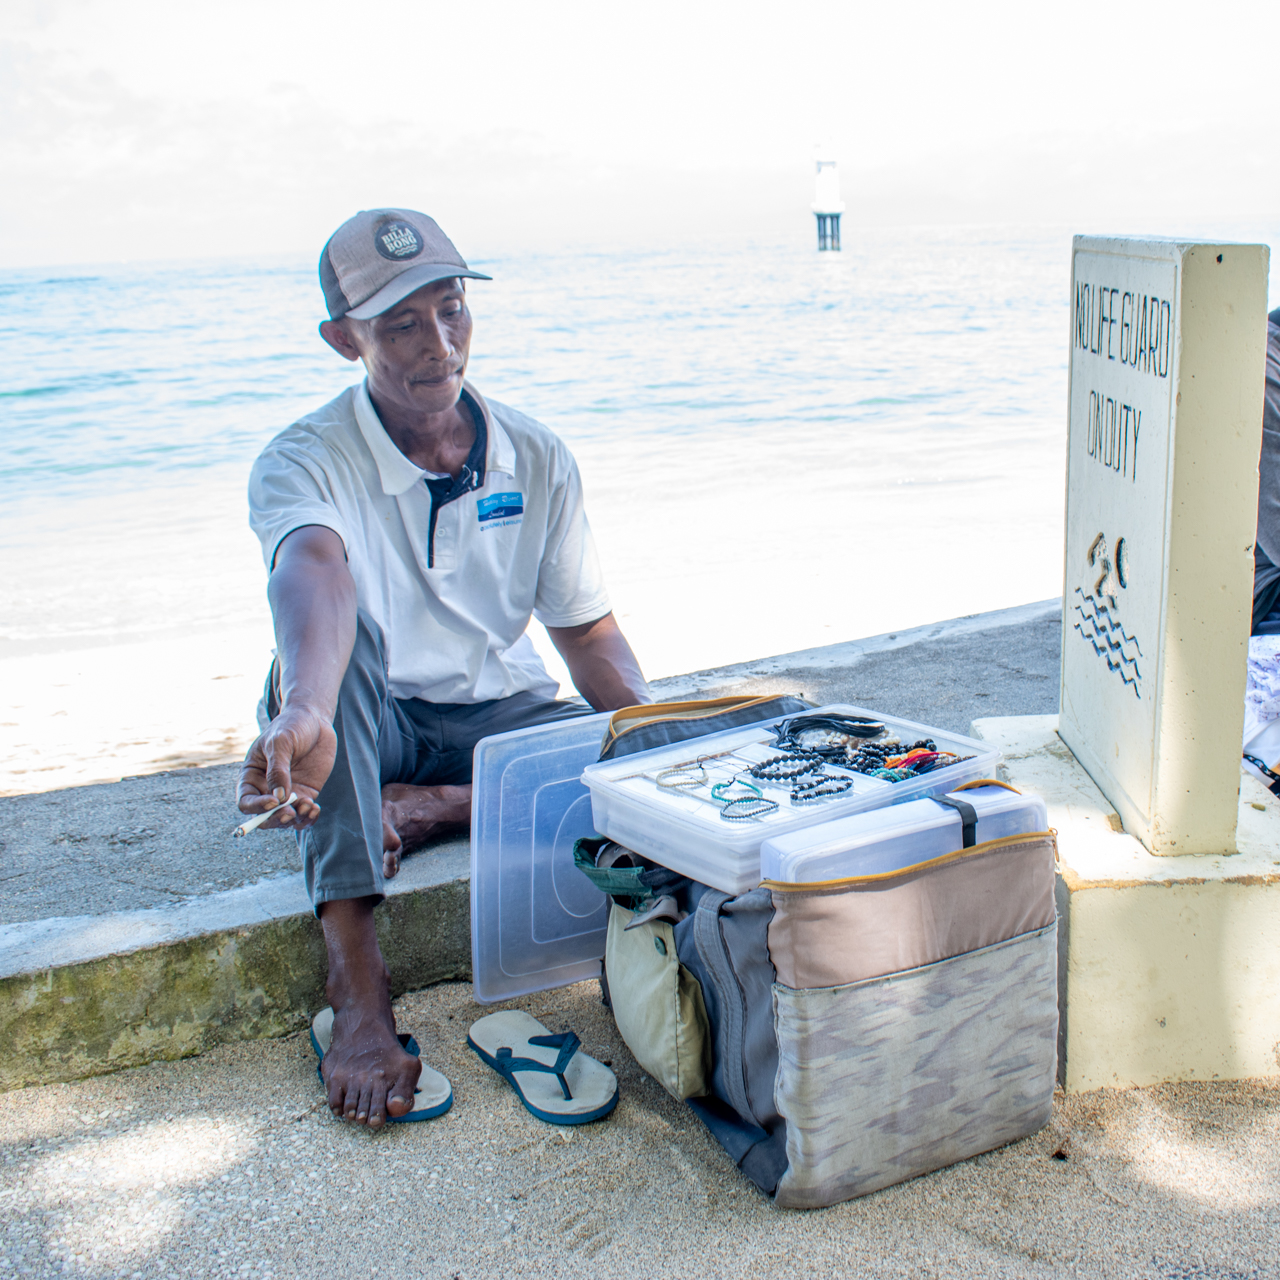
[248,380,611,704]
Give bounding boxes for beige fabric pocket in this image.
[773,923,1058,1208]
[766,832,1057,989]
[605,904,711,1100]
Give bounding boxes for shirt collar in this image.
[467,383,516,478]
[353,379,516,496]
[353,381,426,496]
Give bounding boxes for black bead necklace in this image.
[748,752,826,782]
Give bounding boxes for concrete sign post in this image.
[974,236,1276,1092]
[1059,237,1268,855]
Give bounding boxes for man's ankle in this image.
[319,896,392,1006]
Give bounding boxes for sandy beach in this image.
[6,9,1280,1277]
[3,977,1278,1279]
[0,625,274,797]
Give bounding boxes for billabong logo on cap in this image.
[375,220,423,261]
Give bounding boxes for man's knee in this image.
[350,608,387,674]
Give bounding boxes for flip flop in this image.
[310,1007,453,1122]
[467,1011,619,1125]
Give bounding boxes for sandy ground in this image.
[0,626,276,798]
[2,979,1278,1280]
[0,620,602,798]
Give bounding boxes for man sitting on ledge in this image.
[236,209,650,1128]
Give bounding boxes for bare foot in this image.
[319,898,422,1128]
[380,783,471,876]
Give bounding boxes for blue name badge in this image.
[477,491,524,522]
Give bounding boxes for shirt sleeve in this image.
[248,438,352,571]
[532,450,612,628]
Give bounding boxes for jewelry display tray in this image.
[579,704,1001,895]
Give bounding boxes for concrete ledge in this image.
[0,841,470,1091]
[974,714,1280,1093]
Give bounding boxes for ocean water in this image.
[2,226,1271,684]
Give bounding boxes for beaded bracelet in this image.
[790,776,854,802]
[711,777,763,802]
[656,763,709,790]
[719,796,780,822]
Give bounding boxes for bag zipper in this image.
[605,696,800,747]
[761,829,1057,894]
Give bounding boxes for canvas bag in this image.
[593,791,1060,1209]
[575,837,713,1102]
[598,695,812,761]
[605,904,712,1101]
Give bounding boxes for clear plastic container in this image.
[470,712,613,1002]
[759,784,1047,883]
[580,704,1001,895]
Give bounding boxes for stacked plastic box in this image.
[760,783,1048,882]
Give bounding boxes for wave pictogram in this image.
[1072,589,1143,697]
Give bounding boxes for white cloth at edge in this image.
[248,380,611,705]
[1244,635,1280,744]
[1242,636,1280,786]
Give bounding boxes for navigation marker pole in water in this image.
[812,149,844,251]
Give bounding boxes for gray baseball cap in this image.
[319,208,492,321]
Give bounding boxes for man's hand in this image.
[237,704,337,830]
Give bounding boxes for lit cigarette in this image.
[233,792,297,838]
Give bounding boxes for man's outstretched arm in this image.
[237,525,357,829]
[547,612,651,712]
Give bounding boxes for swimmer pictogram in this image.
[1071,587,1143,697]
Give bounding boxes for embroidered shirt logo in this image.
[477,492,524,522]
[375,221,423,260]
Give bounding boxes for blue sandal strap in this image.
[494,1031,582,1101]
[528,1031,582,1075]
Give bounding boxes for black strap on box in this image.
[931,794,979,848]
[1244,754,1280,797]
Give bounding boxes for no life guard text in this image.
[1074,280,1172,485]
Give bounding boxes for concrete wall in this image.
[0,879,470,1092]
[1062,876,1280,1091]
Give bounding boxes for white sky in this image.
[1,0,1277,267]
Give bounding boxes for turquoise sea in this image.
[2,224,1276,678]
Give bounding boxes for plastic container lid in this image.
[581,704,1002,895]
[470,712,613,1003]
[760,784,1048,883]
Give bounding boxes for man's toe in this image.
[341,1076,362,1119]
[327,1077,347,1117]
[386,1085,412,1114]
[381,817,402,855]
[367,1078,392,1128]
[352,1076,380,1123]
[386,1054,422,1116]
